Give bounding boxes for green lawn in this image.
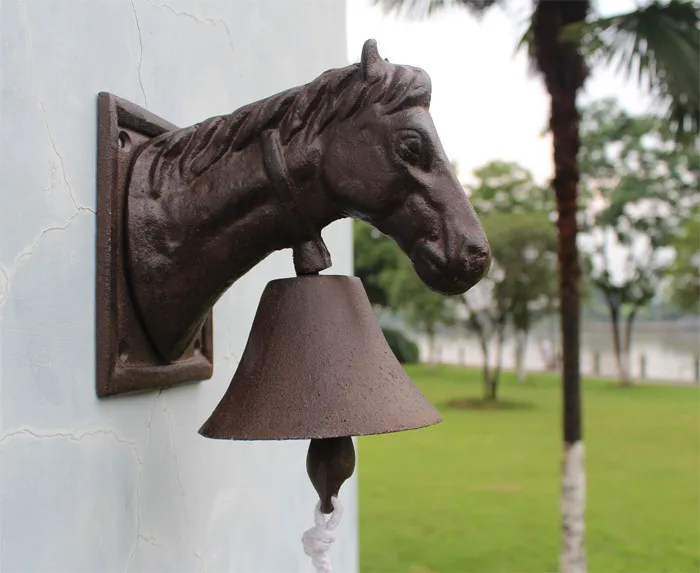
[358,365,699,573]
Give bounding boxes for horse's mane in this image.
[144,50,432,189]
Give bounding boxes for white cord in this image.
[302,496,343,573]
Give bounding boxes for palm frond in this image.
[515,8,538,75]
[566,0,700,138]
[373,0,503,19]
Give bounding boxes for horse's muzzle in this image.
[411,234,490,296]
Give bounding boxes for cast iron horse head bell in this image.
[96,40,490,514]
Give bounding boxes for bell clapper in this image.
[306,436,356,513]
[302,436,355,572]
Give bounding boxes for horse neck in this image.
[189,141,288,252]
[168,135,303,286]
[184,132,337,269]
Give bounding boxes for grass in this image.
[358,365,699,573]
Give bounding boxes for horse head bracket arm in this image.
[95,39,491,398]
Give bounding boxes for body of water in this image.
[414,321,700,384]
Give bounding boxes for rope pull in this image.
[302,496,343,573]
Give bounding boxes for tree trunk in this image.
[533,2,590,572]
[621,308,638,386]
[607,301,627,384]
[427,331,436,370]
[619,353,630,385]
[480,339,492,400]
[490,325,506,401]
[551,315,559,370]
[515,329,528,383]
[488,374,497,401]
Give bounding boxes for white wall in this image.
[0,1,356,571]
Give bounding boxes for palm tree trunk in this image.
[533,2,590,572]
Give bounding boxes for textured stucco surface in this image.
[0,1,356,571]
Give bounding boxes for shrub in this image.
[382,328,419,364]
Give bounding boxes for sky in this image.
[346,0,654,186]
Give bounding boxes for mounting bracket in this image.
[95,92,213,397]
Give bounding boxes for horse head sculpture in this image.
[125,39,490,363]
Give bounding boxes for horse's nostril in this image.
[458,236,487,260]
[469,242,487,258]
[458,236,490,277]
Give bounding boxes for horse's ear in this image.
[361,39,383,83]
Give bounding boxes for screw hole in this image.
[118,339,129,362]
[118,131,131,151]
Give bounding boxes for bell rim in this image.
[197,413,442,441]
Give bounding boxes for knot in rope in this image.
[302,497,343,573]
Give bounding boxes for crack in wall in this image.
[221,346,240,369]
[137,534,164,549]
[37,100,94,216]
[0,426,143,464]
[125,390,161,572]
[162,402,191,522]
[130,0,149,107]
[193,550,206,573]
[0,266,9,305]
[0,211,85,310]
[162,400,208,569]
[3,3,97,311]
[18,1,95,216]
[145,0,236,58]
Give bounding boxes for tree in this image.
[354,219,456,364]
[373,1,699,570]
[389,256,457,367]
[503,214,558,384]
[468,160,554,216]
[461,210,557,400]
[667,208,700,313]
[579,99,698,385]
[466,161,557,385]
[353,219,402,307]
[460,260,510,400]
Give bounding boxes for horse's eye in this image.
[396,130,422,165]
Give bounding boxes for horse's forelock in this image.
[381,65,431,113]
[287,59,431,141]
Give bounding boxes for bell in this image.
[199,274,442,511]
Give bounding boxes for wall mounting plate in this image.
[96,92,214,397]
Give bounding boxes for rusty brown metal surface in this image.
[95,40,493,517]
[307,437,356,514]
[95,92,213,397]
[198,275,442,440]
[120,39,490,365]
